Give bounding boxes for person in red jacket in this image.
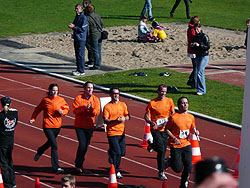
[186,16,200,89]
[30,83,69,174]
[73,81,100,174]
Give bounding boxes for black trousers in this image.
[151,130,168,172]
[37,128,60,171]
[0,144,16,188]
[169,145,192,188]
[170,0,190,18]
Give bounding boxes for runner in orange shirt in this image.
[30,83,69,174]
[165,96,199,188]
[73,81,100,174]
[144,84,175,180]
[103,87,130,179]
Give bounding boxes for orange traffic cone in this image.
[141,121,153,148]
[234,136,241,179]
[35,177,40,188]
[190,133,202,164]
[108,164,117,188]
[162,180,167,188]
[0,169,4,188]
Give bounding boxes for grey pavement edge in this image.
[0,57,241,130]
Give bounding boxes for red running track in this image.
[0,62,240,188]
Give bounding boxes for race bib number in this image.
[179,129,190,139]
[156,118,168,127]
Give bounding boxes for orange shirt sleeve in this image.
[30,98,45,121]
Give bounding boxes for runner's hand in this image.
[174,137,181,145]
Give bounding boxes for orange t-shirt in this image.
[145,97,175,131]
[167,112,196,148]
[73,94,100,129]
[31,95,69,128]
[103,101,129,136]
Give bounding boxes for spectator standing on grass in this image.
[191,23,210,95]
[245,18,250,48]
[151,21,167,42]
[103,87,130,179]
[165,96,199,188]
[30,83,69,174]
[85,5,104,70]
[73,81,100,174]
[0,96,18,188]
[144,84,175,180]
[68,4,88,76]
[140,0,154,21]
[61,174,76,188]
[170,0,192,19]
[138,15,153,42]
[186,16,200,89]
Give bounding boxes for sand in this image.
[10,22,247,70]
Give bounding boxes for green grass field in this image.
[0,0,249,37]
[0,0,247,125]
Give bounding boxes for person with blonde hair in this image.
[61,174,76,188]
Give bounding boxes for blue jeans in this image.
[74,39,85,73]
[169,145,192,187]
[140,0,153,19]
[86,34,102,69]
[74,128,94,168]
[197,55,209,94]
[37,128,60,171]
[107,135,126,173]
[151,130,168,172]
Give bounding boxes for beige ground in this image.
[10,22,247,70]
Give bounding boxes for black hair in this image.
[157,84,167,91]
[177,96,188,106]
[152,21,160,27]
[84,81,93,88]
[48,83,59,96]
[109,87,120,94]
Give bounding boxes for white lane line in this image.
[18,121,185,182]
[15,142,130,188]
[15,171,54,188]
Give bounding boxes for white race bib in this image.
[179,129,190,139]
[156,118,168,127]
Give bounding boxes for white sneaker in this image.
[158,172,167,180]
[116,172,123,179]
[197,92,203,96]
[72,71,85,76]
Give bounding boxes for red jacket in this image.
[187,23,196,54]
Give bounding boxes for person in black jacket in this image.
[0,96,18,188]
[191,24,210,95]
[68,4,88,76]
[85,5,104,70]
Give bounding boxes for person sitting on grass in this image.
[138,15,153,42]
[151,21,167,42]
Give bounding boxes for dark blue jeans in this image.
[169,145,192,187]
[151,130,168,172]
[86,34,102,69]
[74,39,86,73]
[37,128,60,171]
[74,128,94,168]
[0,144,16,187]
[108,135,126,173]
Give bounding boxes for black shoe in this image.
[90,67,100,70]
[189,0,192,3]
[148,17,155,21]
[34,153,40,161]
[55,167,64,174]
[170,12,174,18]
[76,167,86,174]
[187,16,191,19]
